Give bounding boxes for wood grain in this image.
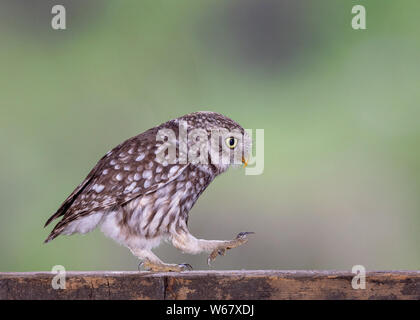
[1,270,420,300]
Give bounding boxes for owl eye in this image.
[225,137,238,149]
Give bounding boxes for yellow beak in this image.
[242,156,248,168]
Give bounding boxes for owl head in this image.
[160,111,251,175]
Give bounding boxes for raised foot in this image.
[138,260,193,272]
[207,232,255,266]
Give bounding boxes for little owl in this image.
[44,111,253,271]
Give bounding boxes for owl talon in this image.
[207,248,227,266]
[207,232,254,265]
[236,231,255,240]
[138,259,192,272]
[179,263,193,271]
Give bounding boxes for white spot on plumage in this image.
[136,154,145,162]
[156,166,162,173]
[134,173,141,181]
[110,159,116,165]
[102,169,109,175]
[92,184,105,193]
[116,173,123,181]
[114,164,121,170]
[124,182,137,193]
[144,180,151,188]
[143,170,152,180]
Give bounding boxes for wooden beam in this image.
[1,270,420,300]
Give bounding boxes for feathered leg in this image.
[171,231,254,265]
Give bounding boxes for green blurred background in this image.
[1,0,419,272]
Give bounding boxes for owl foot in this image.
[207,232,255,266]
[138,260,193,272]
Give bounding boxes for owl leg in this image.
[171,231,254,266]
[128,247,192,272]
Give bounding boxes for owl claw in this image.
[207,252,224,267]
[236,232,255,240]
[138,260,192,272]
[178,263,193,271]
[207,232,254,265]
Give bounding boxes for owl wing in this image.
[44,153,107,228]
[44,123,189,242]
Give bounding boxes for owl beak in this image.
[242,156,248,168]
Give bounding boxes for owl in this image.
[44,111,253,271]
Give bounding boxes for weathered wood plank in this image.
[1,270,420,300]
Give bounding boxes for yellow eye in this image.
[225,137,238,149]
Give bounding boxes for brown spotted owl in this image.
[44,111,253,271]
